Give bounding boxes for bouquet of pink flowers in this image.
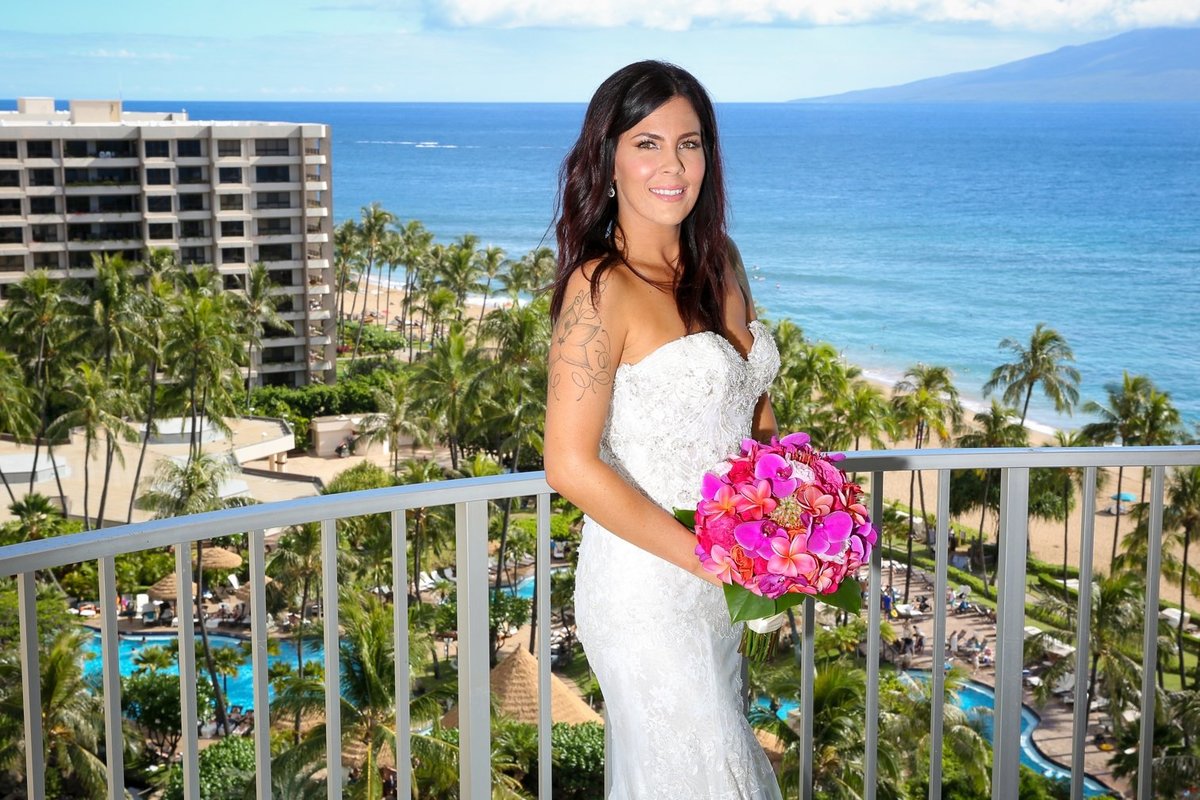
[677,432,878,661]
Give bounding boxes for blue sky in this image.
[1,1,1197,102]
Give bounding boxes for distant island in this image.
[796,27,1200,103]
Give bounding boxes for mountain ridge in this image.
[796,27,1200,103]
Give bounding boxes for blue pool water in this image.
[759,678,1110,797]
[83,632,323,712]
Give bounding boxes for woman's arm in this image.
[727,239,779,441]
[544,267,719,583]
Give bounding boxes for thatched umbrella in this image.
[147,574,198,601]
[754,729,786,771]
[192,545,243,571]
[234,576,274,602]
[441,647,602,728]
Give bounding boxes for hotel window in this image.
[0,171,19,188]
[258,243,293,262]
[145,168,171,186]
[32,252,60,269]
[255,139,290,156]
[180,220,207,238]
[217,140,241,157]
[180,246,208,265]
[255,165,291,183]
[176,140,202,158]
[26,141,54,159]
[178,194,206,212]
[144,140,169,158]
[148,223,173,240]
[221,247,246,263]
[0,198,20,216]
[0,227,23,244]
[27,168,55,187]
[146,195,172,213]
[218,194,244,211]
[255,191,291,210]
[220,220,245,238]
[257,218,292,236]
[29,197,57,215]
[177,166,205,184]
[30,224,59,243]
[64,141,90,158]
[218,167,242,184]
[0,142,16,159]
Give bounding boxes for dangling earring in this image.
[607,182,616,199]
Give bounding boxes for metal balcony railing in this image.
[1,446,1199,800]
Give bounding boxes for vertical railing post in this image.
[1070,468,1098,800]
[992,468,1028,800]
[17,571,45,800]
[864,471,884,800]
[98,556,124,800]
[392,510,412,800]
[536,494,553,798]
[929,470,951,800]
[248,529,272,798]
[1137,466,1167,800]
[175,545,200,800]
[799,596,815,800]
[456,500,491,799]
[321,518,342,799]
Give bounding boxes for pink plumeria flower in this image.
[767,534,818,578]
[738,479,778,520]
[702,545,736,584]
[797,484,834,518]
[699,483,748,521]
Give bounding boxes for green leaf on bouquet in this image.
[723,584,776,623]
[818,578,863,615]
[673,508,696,530]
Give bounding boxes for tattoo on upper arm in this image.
[549,290,612,401]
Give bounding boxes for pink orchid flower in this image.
[734,519,778,560]
[754,452,798,497]
[806,510,853,558]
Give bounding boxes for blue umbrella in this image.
[1111,492,1136,503]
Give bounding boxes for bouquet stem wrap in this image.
[741,612,787,662]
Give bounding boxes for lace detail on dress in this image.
[574,319,783,800]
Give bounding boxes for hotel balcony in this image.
[2,445,1198,800]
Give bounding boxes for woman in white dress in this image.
[544,61,784,800]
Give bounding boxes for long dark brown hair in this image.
[549,60,729,333]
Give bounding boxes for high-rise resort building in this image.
[0,97,335,386]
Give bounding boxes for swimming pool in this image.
[82,631,323,712]
[758,676,1110,797]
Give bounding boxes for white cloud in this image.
[85,48,178,61]
[427,0,1200,30]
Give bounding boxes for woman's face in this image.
[611,95,706,236]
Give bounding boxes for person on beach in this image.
[544,61,782,799]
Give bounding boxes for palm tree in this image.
[408,321,487,471]
[500,246,554,300]
[395,459,451,609]
[334,218,361,349]
[1135,387,1183,503]
[1167,467,1200,689]
[355,370,430,473]
[1083,372,1155,571]
[126,262,174,522]
[0,628,108,796]
[3,270,74,505]
[768,318,807,366]
[139,452,255,737]
[982,323,1081,428]
[49,362,137,528]
[0,351,35,503]
[892,364,963,600]
[1048,429,1094,598]
[476,245,506,326]
[133,644,176,674]
[267,521,323,743]
[437,234,484,315]
[350,203,395,362]
[236,261,286,405]
[956,401,1028,591]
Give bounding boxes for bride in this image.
[544,61,784,800]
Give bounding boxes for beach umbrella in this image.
[191,545,243,570]
[1110,492,1136,503]
[441,647,602,728]
[148,574,198,601]
[234,576,274,602]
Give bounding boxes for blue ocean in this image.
[123,101,1200,432]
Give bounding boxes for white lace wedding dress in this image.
[574,319,784,800]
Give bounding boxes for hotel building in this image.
[0,97,335,386]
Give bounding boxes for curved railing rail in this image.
[1,446,1198,800]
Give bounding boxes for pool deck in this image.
[883,565,1127,798]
